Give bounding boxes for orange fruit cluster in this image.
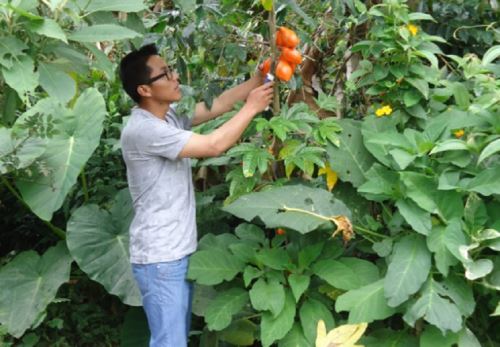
[260,27,302,82]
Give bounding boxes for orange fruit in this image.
[280,47,302,64]
[260,58,272,75]
[278,27,300,48]
[275,59,293,81]
[276,228,286,235]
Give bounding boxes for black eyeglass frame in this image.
[144,65,175,84]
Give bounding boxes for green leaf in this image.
[192,284,217,317]
[27,18,67,43]
[15,89,106,221]
[260,291,296,347]
[299,299,335,344]
[467,165,500,196]
[441,275,475,317]
[465,259,493,280]
[406,77,429,99]
[408,12,435,21]
[336,279,396,323]
[288,274,310,303]
[66,189,141,306]
[361,115,399,167]
[38,63,76,104]
[384,235,431,307]
[452,82,470,109]
[477,138,500,164]
[187,249,244,285]
[120,308,149,347]
[85,0,146,12]
[482,45,500,66]
[256,248,290,270]
[358,163,400,201]
[427,226,459,276]
[313,257,379,291]
[0,242,72,338]
[235,223,266,245]
[390,148,416,169]
[403,279,462,334]
[404,89,422,107]
[298,243,323,269]
[396,199,431,235]
[326,119,375,187]
[429,139,469,155]
[243,265,263,287]
[1,55,39,97]
[223,185,351,234]
[260,0,273,11]
[68,24,142,42]
[278,323,309,347]
[205,288,248,331]
[0,128,45,174]
[249,278,285,317]
[458,328,481,347]
[420,326,458,347]
[0,37,28,68]
[219,320,256,346]
[400,172,437,213]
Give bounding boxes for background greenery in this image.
[0,0,498,346]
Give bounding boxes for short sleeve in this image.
[139,121,193,160]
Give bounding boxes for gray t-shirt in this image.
[120,106,197,264]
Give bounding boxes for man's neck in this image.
[138,101,171,120]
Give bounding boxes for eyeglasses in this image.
[145,65,175,84]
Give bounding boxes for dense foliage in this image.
[0,0,499,346]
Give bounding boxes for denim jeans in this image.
[132,256,193,347]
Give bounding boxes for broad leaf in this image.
[288,274,310,303]
[1,55,39,97]
[16,89,106,220]
[299,299,335,344]
[467,166,500,196]
[261,291,296,347]
[336,279,396,323]
[278,323,309,347]
[384,234,431,307]
[85,0,146,12]
[223,185,351,234]
[326,119,375,187]
[403,280,462,334]
[313,257,379,291]
[396,199,431,235]
[427,226,459,276]
[66,189,141,306]
[38,62,76,103]
[0,242,72,338]
[249,278,285,317]
[69,24,142,42]
[187,249,244,285]
[205,288,248,331]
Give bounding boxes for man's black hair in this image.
[119,43,159,103]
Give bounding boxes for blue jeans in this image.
[132,256,193,347]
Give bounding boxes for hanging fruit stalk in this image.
[267,3,280,114]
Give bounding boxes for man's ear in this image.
[137,85,151,99]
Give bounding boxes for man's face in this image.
[141,55,182,103]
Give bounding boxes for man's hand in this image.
[244,81,274,114]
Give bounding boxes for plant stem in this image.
[268,3,280,115]
[1,176,66,240]
[353,224,388,239]
[80,169,89,202]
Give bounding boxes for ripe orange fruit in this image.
[276,30,284,47]
[260,58,272,75]
[278,27,300,48]
[280,47,302,64]
[275,59,293,81]
[276,228,286,235]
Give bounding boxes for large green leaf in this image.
[249,278,285,317]
[85,0,146,12]
[326,119,375,187]
[427,226,459,276]
[384,234,431,307]
[288,274,310,303]
[187,249,244,285]
[1,55,39,97]
[15,89,106,220]
[68,24,142,42]
[0,128,45,174]
[467,166,500,196]
[27,18,67,43]
[400,172,438,213]
[66,189,141,306]
[396,199,431,235]
[219,320,257,346]
[299,298,335,344]
[38,62,76,104]
[336,279,396,323]
[358,163,401,201]
[278,323,309,347]
[403,279,462,334]
[312,257,379,290]
[0,37,28,68]
[0,242,72,338]
[361,115,400,167]
[223,185,351,234]
[420,326,458,347]
[260,291,296,347]
[205,288,248,331]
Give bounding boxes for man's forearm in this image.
[209,103,258,154]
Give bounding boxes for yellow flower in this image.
[318,163,338,192]
[407,24,418,36]
[454,129,465,138]
[316,320,368,347]
[375,105,393,117]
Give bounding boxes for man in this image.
[119,43,273,346]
